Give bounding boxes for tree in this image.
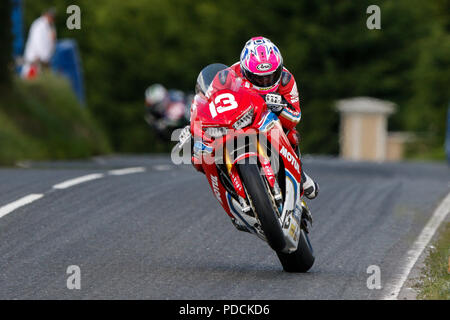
[22,0,450,157]
[0,0,13,89]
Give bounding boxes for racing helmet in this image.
[145,84,168,106]
[240,36,283,93]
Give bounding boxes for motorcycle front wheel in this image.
[237,162,315,272]
[237,162,286,252]
[276,229,315,272]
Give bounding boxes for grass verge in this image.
[0,72,111,165]
[415,222,450,299]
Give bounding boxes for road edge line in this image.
[383,191,450,300]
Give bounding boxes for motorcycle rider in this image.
[233,36,318,199]
[145,84,188,136]
[183,37,318,200]
[145,84,168,123]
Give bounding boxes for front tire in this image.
[237,162,286,252]
[276,229,315,272]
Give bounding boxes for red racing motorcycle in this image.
[177,64,314,272]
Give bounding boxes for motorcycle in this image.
[177,64,314,272]
[145,89,191,140]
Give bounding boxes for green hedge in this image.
[0,72,111,165]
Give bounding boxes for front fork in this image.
[224,136,283,216]
[300,200,313,233]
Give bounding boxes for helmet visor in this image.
[243,65,282,88]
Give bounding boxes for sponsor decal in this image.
[286,210,300,242]
[280,146,300,174]
[288,223,297,240]
[256,63,272,72]
[193,141,212,154]
[283,211,292,228]
[210,175,223,205]
[232,176,242,192]
[253,38,265,45]
[261,159,276,187]
[290,82,299,103]
[293,206,302,226]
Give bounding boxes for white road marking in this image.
[15,161,31,168]
[153,165,173,171]
[0,194,44,219]
[108,167,146,176]
[383,191,450,300]
[53,173,104,190]
[0,167,148,219]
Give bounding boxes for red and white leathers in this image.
[229,64,319,199]
[229,62,301,149]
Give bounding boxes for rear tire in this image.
[276,229,315,272]
[237,163,286,252]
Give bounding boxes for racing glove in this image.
[265,93,286,115]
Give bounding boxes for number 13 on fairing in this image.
[209,93,238,118]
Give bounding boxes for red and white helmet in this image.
[240,36,283,93]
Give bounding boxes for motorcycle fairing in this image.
[193,70,304,252]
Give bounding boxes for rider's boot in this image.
[301,171,319,200]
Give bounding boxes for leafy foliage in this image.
[21,0,450,156]
[0,72,111,165]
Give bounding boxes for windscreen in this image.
[195,63,229,96]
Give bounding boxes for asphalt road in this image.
[0,155,448,299]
